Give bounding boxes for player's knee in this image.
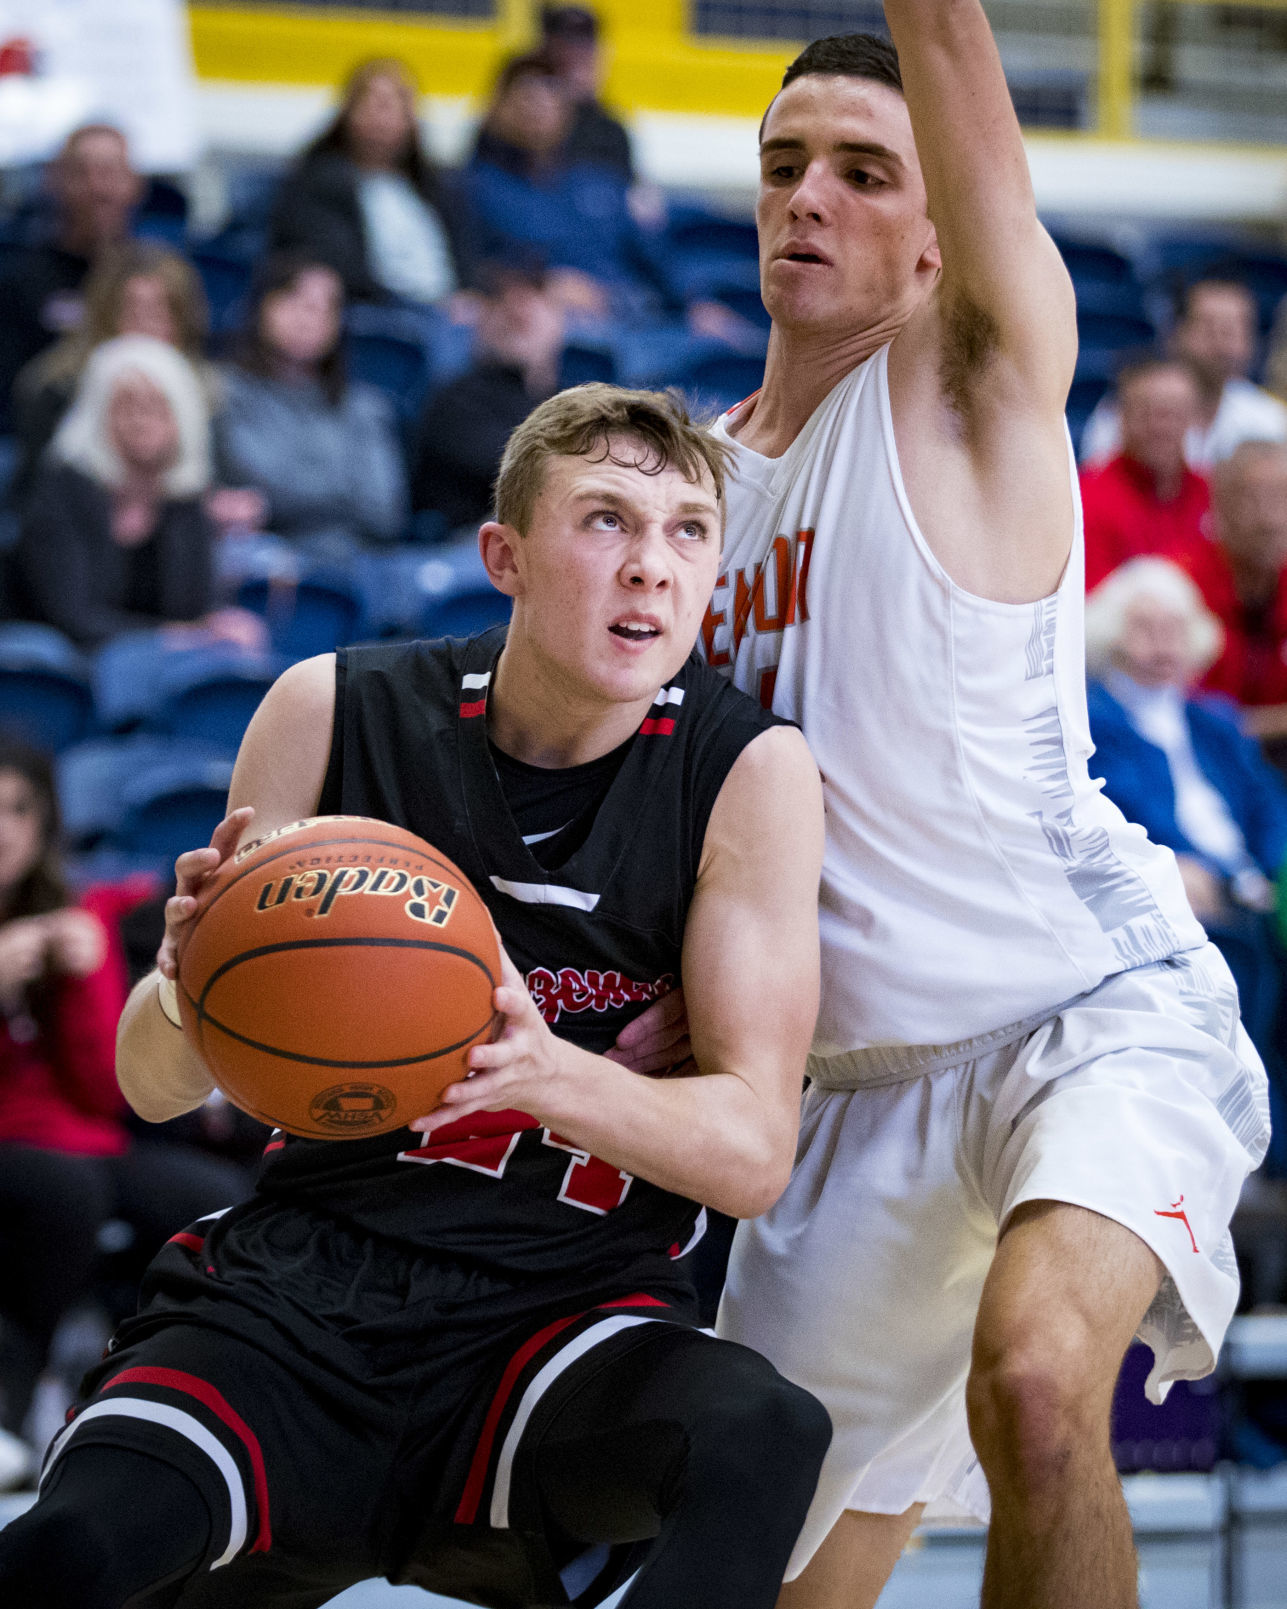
[0,1496,121,1609]
[966,1328,1108,1486]
[690,1364,831,1499]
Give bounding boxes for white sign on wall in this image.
[0,0,198,171]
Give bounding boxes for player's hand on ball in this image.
[157,806,254,980]
[606,984,691,1074]
[409,950,558,1134]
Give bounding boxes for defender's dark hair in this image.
[780,33,903,96]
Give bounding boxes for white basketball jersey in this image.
[709,343,1205,1059]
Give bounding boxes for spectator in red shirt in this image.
[0,742,249,1487]
[1081,356,1212,590]
[1187,440,1287,743]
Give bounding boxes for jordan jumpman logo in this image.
[1154,1195,1199,1254]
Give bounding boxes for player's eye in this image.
[588,509,621,530]
[676,521,708,541]
[767,163,798,182]
[848,168,882,189]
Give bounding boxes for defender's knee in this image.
[0,1499,122,1609]
[966,1331,1113,1494]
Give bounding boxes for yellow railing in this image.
[188,1,1287,143]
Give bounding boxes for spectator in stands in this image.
[539,4,634,183]
[1186,440,1287,741]
[0,740,249,1487]
[1085,557,1287,1071]
[268,58,471,306]
[214,254,408,562]
[464,52,676,320]
[1082,280,1287,469]
[410,261,564,533]
[12,336,265,652]
[1081,355,1212,589]
[8,242,213,506]
[0,126,144,421]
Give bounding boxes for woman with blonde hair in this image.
[268,56,473,304]
[12,335,263,652]
[1086,556,1287,1116]
[8,242,213,502]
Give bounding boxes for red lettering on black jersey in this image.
[525,968,675,1026]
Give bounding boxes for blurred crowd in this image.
[7,5,1287,1486]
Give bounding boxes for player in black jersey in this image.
[0,386,829,1609]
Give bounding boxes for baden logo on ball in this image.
[177,817,501,1139]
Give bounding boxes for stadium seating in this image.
[109,754,237,868]
[0,662,94,752]
[237,572,365,661]
[150,661,278,749]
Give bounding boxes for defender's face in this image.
[757,75,938,336]
[500,447,722,707]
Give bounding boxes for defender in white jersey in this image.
[692,16,1269,1609]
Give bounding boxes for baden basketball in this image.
[176,816,500,1138]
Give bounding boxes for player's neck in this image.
[488,645,655,769]
[731,322,895,458]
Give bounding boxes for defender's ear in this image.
[479,521,523,598]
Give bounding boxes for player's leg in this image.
[0,1444,212,1608]
[530,1326,831,1609]
[775,1503,925,1609]
[966,1200,1162,1609]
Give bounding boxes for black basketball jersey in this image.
[254,628,783,1285]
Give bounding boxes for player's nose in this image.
[788,160,831,223]
[622,529,672,589]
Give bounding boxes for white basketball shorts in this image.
[717,942,1270,1579]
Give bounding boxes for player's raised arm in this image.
[416,725,824,1218]
[886,0,1076,410]
[116,655,337,1123]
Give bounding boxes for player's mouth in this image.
[778,243,832,266]
[609,615,663,645]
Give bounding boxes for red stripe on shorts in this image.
[454,1293,669,1524]
[459,699,487,719]
[167,1232,205,1253]
[103,1366,273,1553]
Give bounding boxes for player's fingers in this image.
[209,806,254,864]
[491,983,531,1021]
[173,844,221,894]
[613,985,687,1047]
[607,1035,693,1075]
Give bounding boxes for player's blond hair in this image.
[494,384,732,534]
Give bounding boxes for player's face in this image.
[494,447,722,706]
[756,75,939,337]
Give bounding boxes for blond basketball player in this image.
[684,11,1268,1609]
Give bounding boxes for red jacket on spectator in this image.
[0,886,137,1156]
[1081,453,1212,592]
[1185,540,1287,707]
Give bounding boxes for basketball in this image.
[176,816,501,1139]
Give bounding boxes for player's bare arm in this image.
[883,0,1078,600]
[413,724,824,1218]
[116,655,336,1123]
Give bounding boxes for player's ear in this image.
[918,221,942,277]
[479,521,523,597]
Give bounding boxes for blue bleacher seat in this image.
[1052,236,1138,292]
[1066,374,1109,455]
[110,756,237,867]
[344,329,431,420]
[711,284,771,330]
[58,734,233,846]
[191,247,254,334]
[237,573,365,661]
[0,663,95,752]
[664,210,761,301]
[560,344,619,388]
[680,351,766,417]
[1076,308,1156,360]
[151,662,277,749]
[422,589,512,640]
[135,178,189,247]
[0,621,85,672]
